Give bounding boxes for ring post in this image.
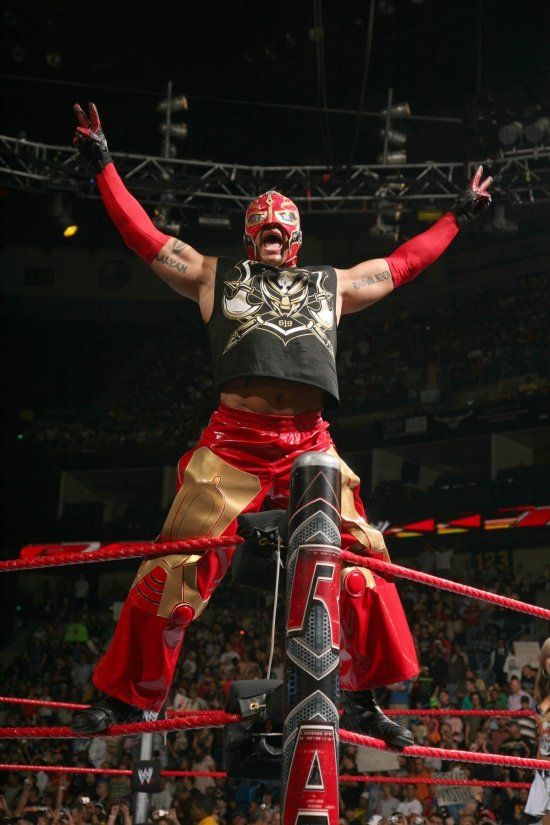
[282,452,342,825]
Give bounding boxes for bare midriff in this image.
[220,377,325,416]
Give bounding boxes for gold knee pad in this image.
[131,446,261,621]
[162,446,262,540]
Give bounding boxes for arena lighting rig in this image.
[1,134,550,213]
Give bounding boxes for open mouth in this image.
[261,226,284,254]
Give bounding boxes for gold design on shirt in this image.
[222,260,335,355]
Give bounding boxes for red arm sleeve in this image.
[386,211,459,288]
[96,162,171,264]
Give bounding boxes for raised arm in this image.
[337,166,492,315]
[73,103,215,308]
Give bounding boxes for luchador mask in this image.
[243,190,302,267]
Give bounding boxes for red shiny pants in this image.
[94,404,418,710]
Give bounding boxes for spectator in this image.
[498,721,534,758]
[396,784,423,816]
[507,676,531,710]
[486,684,507,710]
[190,794,217,825]
[520,663,536,694]
[408,758,432,806]
[74,574,90,603]
[434,547,454,576]
[517,695,537,749]
[375,783,400,817]
[150,778,174,812]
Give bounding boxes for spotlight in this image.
[525,117,550,144]
[380,128,407,147]
[498,121,523,147]
[377,150,407,164]
[383,102,411,119]
[157,85,189,159]
[369,213,400,241]
[49,193,78,238]
[159,122,188,140]
[417,207,444,222]
[157,95,189,114]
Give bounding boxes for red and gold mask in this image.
[244,190,302,267]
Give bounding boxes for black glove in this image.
[73,102,112,174]
[451,164,493,228]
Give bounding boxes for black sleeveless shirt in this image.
[207,257,339,406]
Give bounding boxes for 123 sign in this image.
[470,548,512,577]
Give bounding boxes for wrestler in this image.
[69,103,492,746]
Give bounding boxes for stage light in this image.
[369,213,400,241]
[417,208,444,222]
[383,102,411,119]
[159,122,188,140]
[157,95,189,114]
[378,89,410,165]
[158,85,189,159]
[380,127,407,147]
[498,120,523,146]
[525,116,550,144]
[379,201,402,221]
[483,203,518,234]
[378,149,407,164]
[49,193,78,239]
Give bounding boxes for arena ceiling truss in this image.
[1,135,550,214]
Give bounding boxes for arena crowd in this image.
[0,549,547,825]
[21,277,548,453]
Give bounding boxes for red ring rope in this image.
[340,729,548,770]
[0,764,531,789]
[0,711,241,739]
[0,697,535,717]
[341,549,550,620]
[0,536,241,573]
[0,697,88,710]
[382,708,534,717]
[0,714,545,772]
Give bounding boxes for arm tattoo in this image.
[154,253,189,275]
[172,240,188,255]
[352,269,391,290]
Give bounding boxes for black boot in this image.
[71,696,143,733]
[341,689,414,749]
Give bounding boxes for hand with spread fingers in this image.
[451,164,493,228]
[73,102,112,173]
